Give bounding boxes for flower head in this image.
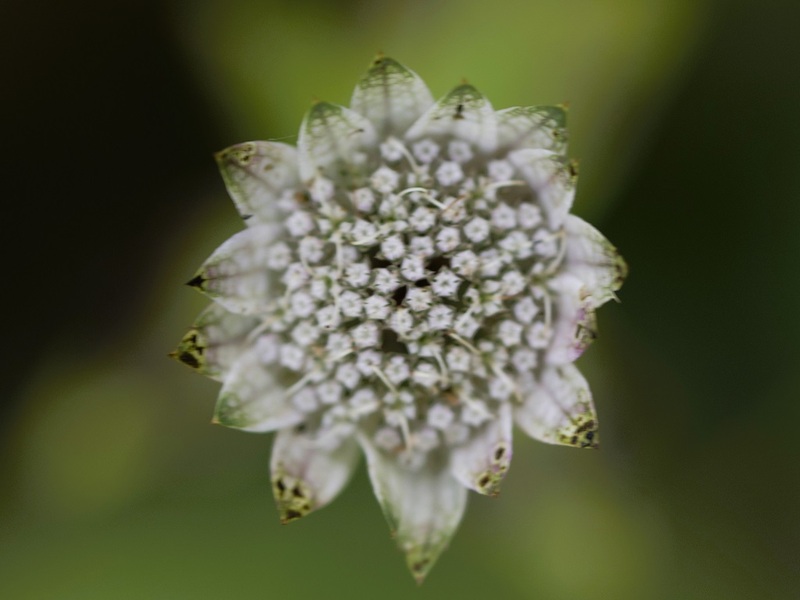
[173,56,626,582]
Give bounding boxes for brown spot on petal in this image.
[494,446,506,462]
[284,509,303,522]
[171,329,207,374]
[178,352,199,369]
[558,413,599,449]
[272,473,314,524]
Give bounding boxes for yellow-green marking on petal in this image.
[557,411,599,450]
[272,470,314,524]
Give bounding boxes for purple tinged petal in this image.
[547,273,598,364]
[449,403,513,496]
[508,148,576,229]
[563,215,628,308]
[514,363,599,449]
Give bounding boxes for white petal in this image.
[547,273,598,364]
[514,363,599,449]
[449,403,513,496]
[215,141,300,224]
[359,435,467,582]
[405,84,497,154]
[188,224,281,315]
[297,102,378,182]
[172,303,258,381]
[270,424,360,523]
[564,215,627,307]
[496,105,568,153]
[350,56,434,136]
[214,354,303,432]
[508,148,576,229]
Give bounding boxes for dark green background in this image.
[2,1,798,598]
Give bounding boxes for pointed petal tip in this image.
[473,468,506,497]
[305,99,337,117]
[448,82,484,98]
[171,326,207,372]
[185,274,205,289]
[368,54,401,69]
[471,440,512,496]
[405,82,497,151]
[214,142,260,168]
[359,55,418,88]
[559,414,599,449]
[617,255,630,289]
[170,350,199,371]
[476,474,503,496]
[350,56,434,137]
[212,146,237,163]
[278,509,305,525]
[406,548,439,585]
[272,473,313,524]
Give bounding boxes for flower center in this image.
[257,135,566,464]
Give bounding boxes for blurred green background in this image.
[2,0,798,598]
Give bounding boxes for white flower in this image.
[400,255,426,281]
[435,161,464,186]
[174,56,627,582]
[380,233,406,261]
[464,217,491,243]
[431,268,460,298]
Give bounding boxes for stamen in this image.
[285,370,318,398]
[389,136,424,175]
[244,314,279,344]
[326,231,344,278]
[350,233,382,246]
[448,332,481,355]
[331,349,354,362]
[298,252,313,275]
[372,365,398,395]
[491,362,522,403]
[454,304,475,331]
[398,414,412,451]
[543,230,568,275]
[484,179,527,195]
[442,193,467,215]
[398,186,445,209]
[431,348,450,389]
[542,289,553,326]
